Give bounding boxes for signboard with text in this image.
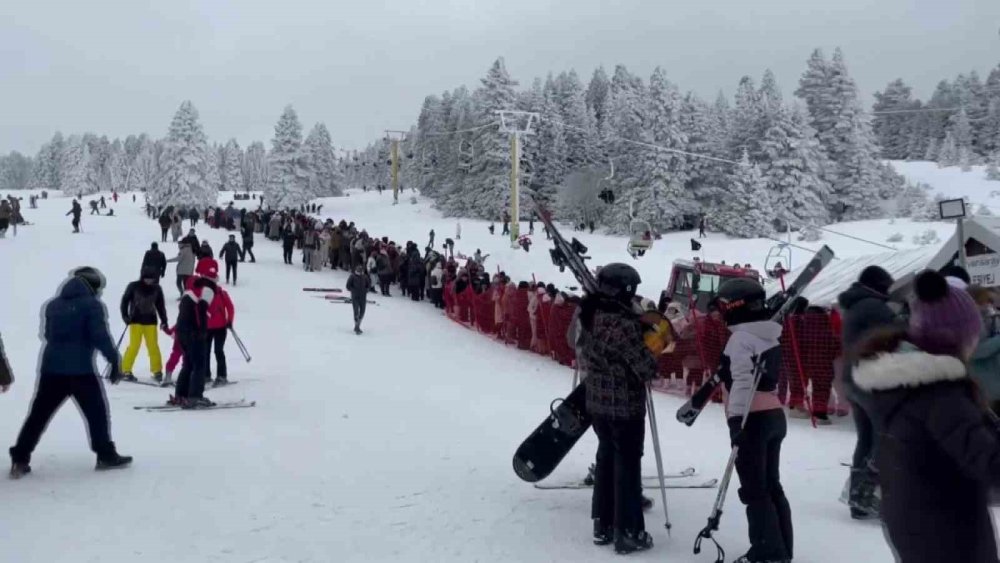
[967,253,1000,287]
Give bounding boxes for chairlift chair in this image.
[458,139,474,172]
[627,219,654,258]
[764,243,792,278]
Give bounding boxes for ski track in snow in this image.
[2,173,994,561]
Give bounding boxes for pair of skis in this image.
[536,467,718,490]
[134,399,256,412]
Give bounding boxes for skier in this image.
[715,277,792,563]
[169,273,216,408]
[67,200,82,232]
[346,265,371,334]
[580,263,658,554]
[199,259,234,386]
[158,212,172,242]
[89,200,99,215]
[142,242,167,279]
[9,267,132,477]
[119,267,169,383]
[0,199,12,239]
[837,265,896,520]
[219,235,243,285]
[853,269,1000,563]
[240,218,256,263]
[166,242,197,297]
[0,332,12,391]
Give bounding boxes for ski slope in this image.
[1,183,984,562]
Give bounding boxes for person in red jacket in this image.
[195,258,235,386]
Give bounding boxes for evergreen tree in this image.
[760,107,829,228]
[554,70,599,167]
[60,135,96,196]
[717,151,773,238]
[243,141,268,192]
[153,101,214,207]
[873,79,918,159]
[948,107,973,153]
[205,144,223,195]
[986,153,1000,181]
[303,123,342,197]
[924,136,940,161]
[730,76,762,159]
[265,105,312,209]
[980,99,1000,156]
[222,139,244,194]
[601,65,648,231]
[465,58,518,219]
[586,67,611,132]
[938,131,959,167]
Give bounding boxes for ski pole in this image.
[103,327,127,379]
[646,381,672,534]
[229,327,252,363]
[693,355,766,563]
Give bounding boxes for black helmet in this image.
[596,263,641,301]
[72,266,105,295]
[715,277,767,325]
[140,266,159,281]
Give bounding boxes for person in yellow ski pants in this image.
[119,268,169,382]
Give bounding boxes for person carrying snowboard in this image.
[714,277,792,563]
[197,259,234,386]
[346,265,371,334]
[9,267,132,477]
[580,263,658,554]
[219,235,243,285]
[142,242,167,279]
[67,199,82,232]
[119,267,169,383]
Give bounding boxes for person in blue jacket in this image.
[8,267,132,478]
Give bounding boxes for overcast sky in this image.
[1,0,997,155]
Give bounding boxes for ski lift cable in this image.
[422,121,500,138]
[761,235,841,259]
[870,107,963,115]
[539,115,742,166]
[783,216,898,251]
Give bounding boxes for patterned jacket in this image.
[582,304,658,420]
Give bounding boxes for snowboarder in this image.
[166,242,197,296]
[169,273,216,408]
[346,265,371,334]
[715,277,792,563]
[581,263,657,554]
[853,269,1000,563]
[89,200,99,215]
[67,200,82,232]
[240,219,256,263]
[9,267,132,477]
[142,242,167,279]
[837,265,896,520]
[219,235,243,285]
[119,267,169,383]
[199,259,234,386]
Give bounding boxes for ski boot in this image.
[614,529,653,555]
[121,372,138,383]
[182,397,216,409]
[96,454,133,471]
[212,378,229,388]
[9,462,31,479]
[849,468,880,520]
[160,371,174,388]
[593,519,613,546]
[152,372,163,384]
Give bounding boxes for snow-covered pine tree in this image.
[522,78,567,209]
[553,70,599,168]
[873,79,918,159]
[924,136,940,161]
[42,132,65,190]
[717,151,773,238]
[760,106,829,229]
[681,93,728,216]
[937,132,959,167]
[981,99,1000,157]
[586,67,611,134]
[0,152,33,192]
[949,107,973,156]
[205,144,223,196]
[730,76,762,159]
[153,101,214,208]
[466,58,517,219]
[243,141,268,192]
[304,123,342,197]
[895,182,930,218]
[60,135,96,196]
[132,136,160,192]
[601,64,648,232]
[265,105,312,209]
[985,153,1000,181]
[222,139,244,194]
[959,146,973,172]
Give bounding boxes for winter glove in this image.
[108,365,123,385]
[160,323,169,332]
[727,417,746,448]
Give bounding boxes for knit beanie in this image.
[858,265,893,295]
[908,270,981,357]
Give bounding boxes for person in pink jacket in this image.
[196,259,235,386]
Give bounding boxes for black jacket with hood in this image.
[838,281,899,403]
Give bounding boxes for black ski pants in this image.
[591,416,645,533]
[176,274,190,296]
[10,374,116,464]
[176,336,208,398]
[161,227,169,242]
[729,409,793,561]
[242,241,255,262]
[283,244,294,265]
[225,260,238,284]
[352,298,367,326]
[205,328,228,380]
[379,275,392,296]
[850,399,876,470]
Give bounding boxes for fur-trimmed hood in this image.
[854,349,967,392]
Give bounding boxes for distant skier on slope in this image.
[346,265,371,334]
[581,263,658,554]
[67,199,82,232]
[9,267,132,477]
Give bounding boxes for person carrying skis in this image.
[169,273,216,408]
[346,265,371,334]
[67,199,82,232]
[198,259,234,386]
[119,267,169,383]
[166,241,197,296]
[219,235,243,285]
[714,277,792,563]
[240,218,256,263]
[580,263,658,554]
[853,269,1000,563]
[9,267,132,477]
[142,242,167,279]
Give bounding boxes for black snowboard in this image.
[513,383,591,483]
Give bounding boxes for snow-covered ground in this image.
[890,160,1000,210]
